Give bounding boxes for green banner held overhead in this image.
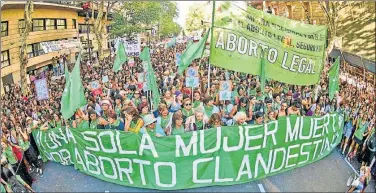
[33,113,343,190]
[60,52,87,119]
[210,2,327,85]
[328,57,340,101]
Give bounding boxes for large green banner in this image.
[33,114,343,190]
[210,2,327,85]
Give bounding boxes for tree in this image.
[110,1,180,38]
[185,4,210,33]
[110,2,163,37]
[91,1,117,63]
[318,1,347,53]
[19,1,33,96]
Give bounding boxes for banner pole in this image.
[208,0,216,94]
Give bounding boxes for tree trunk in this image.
[93,1,105,62]
[19,1,33,96]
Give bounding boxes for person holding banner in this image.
[208,113,222,128]
[82,110,109,130]
[156,104,173,133]
[185,108,209,131]
[107,112,125,131]
[72,113,89,129]
[124,107,144,134]
[140,114,166,137]
[168,113,185,136]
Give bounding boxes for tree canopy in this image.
[110,1,181,38]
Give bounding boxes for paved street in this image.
[32,150,375,192]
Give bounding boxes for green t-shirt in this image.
[78,120,89,129]
[18,136,30,151]
[172,126,185,135]
[3,146,17,164]
[355,121,368,140]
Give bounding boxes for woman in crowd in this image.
[181,98,194,122]
[169,113,185,136]
[185,108,209,131]
[124,106,144,133]
[208,113,222,128]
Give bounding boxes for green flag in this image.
[178,29,210,75]
[186,40,193,48]
[260,50,266,94]
[328,57,340,101]
[140,47,160,111]
[112,41,128,72]
[60,53,87,119]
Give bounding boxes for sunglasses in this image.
[185,103,192,106]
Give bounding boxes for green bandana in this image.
[204,105,214,117]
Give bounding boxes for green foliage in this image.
[185,4,210,33]
[110,1,181,38]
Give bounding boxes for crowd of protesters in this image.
[1,39,375,192]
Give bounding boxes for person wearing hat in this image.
[100,99,112,121]
[140,114,166,137]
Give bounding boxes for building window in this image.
[32,19,45,31]
[19,20,25,33]
[1,21,8,37]
[78,24,93,34]
[32,43,45,57]
[46,19,57,30]
[1,50,10,68]
[57,19,66,29]
[26,45,34,58]
[72,19,77,29]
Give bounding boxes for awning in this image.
[329,48,375,74]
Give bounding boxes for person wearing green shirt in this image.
[1,140,33,186]
[114,95,123,116]
[72,114,90,129]
[168,113,185,136]
[203,96,220,118]
[192,91,203,109]
[181,98,194,122]
[347,114,368,160]
[15,126,43,175]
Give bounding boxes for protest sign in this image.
[176,53,182,66]
[124,39,141,57]
[40,39,81,53]
[34,78,49,101]
[102,75,109,83]
[33,113,343,190]
[186,77,199,88]
[210,4,327,85]
[219,81,232,101]
[185,67,199,78]
[90,80,102,96]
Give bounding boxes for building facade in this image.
[1,1,111,91]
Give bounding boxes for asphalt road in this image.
[32,150,375,192]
